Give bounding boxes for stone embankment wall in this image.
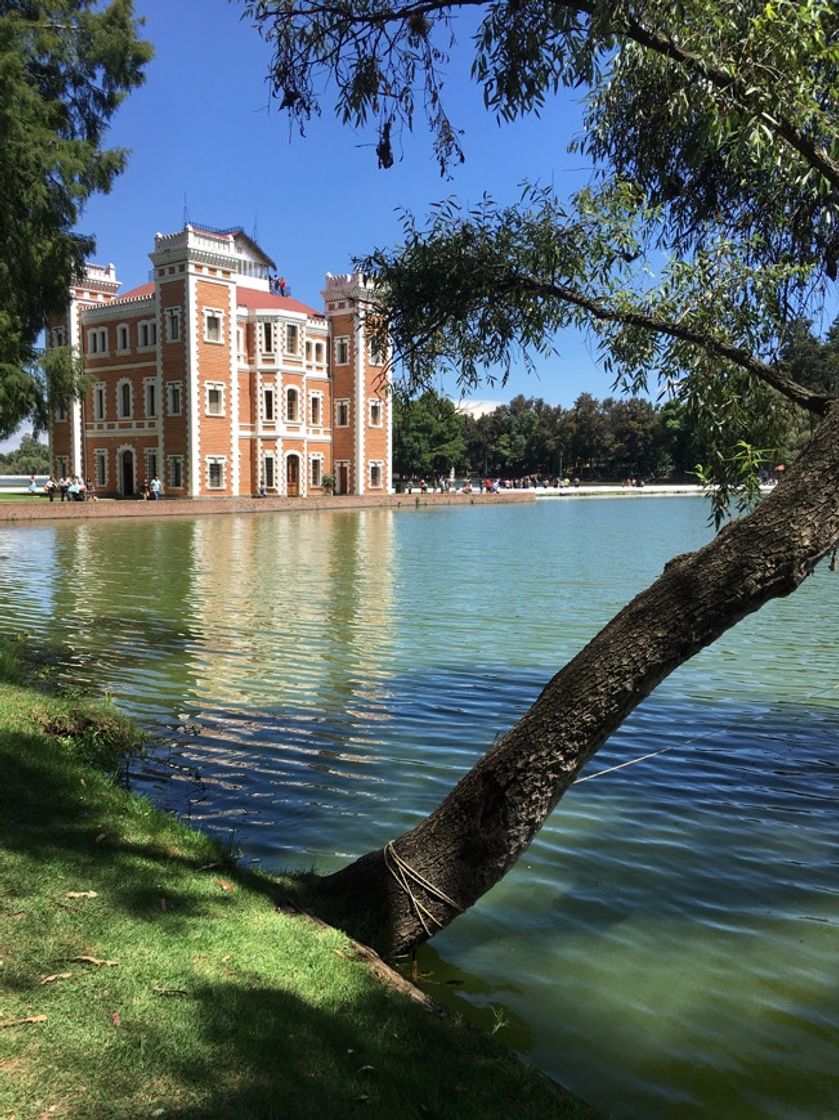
[0,491,534,524]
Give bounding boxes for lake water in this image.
[1,498,837,1119]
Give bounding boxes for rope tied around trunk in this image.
[383,841,463,937]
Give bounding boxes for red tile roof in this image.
[111,282,155,303]
[235,287,321,317]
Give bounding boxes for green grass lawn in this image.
[0,638,600,1120]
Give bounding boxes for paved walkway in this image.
[0,490,534,524]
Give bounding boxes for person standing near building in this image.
[150,475,162,501]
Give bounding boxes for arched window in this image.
[286,387,299,422]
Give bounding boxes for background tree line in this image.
[394,316,839,482]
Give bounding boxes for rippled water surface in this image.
[1,498,837,1119]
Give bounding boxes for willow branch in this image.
[509,274,833,415]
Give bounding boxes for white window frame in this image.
[310,393,323,427]
[93,449,107,488]
[206,456,226,490]
[51,326,66,348]
[310,455,323,488]
[165,307,181,343]
[117,378,133,419]
[144,377,157,419]
[315,341,325,365]
[204,308,224,344]
[93,382,106,421]
[335,398,350,427]
[166,380,183,416]
[263,387,276,422]
[286,386,300,423]
[262,321,274,354]
[334,335,349,365]
[168,455,185,489]
[263,452,276,490]
[285,323,299,355]
[144,448,158,482]
[368,398,384,428]
[138,319,156,350]
[369,461,384,489]
[87,327,108,356]
[237,326,246,361]
[116,324,130,353]
[205,382,225,417]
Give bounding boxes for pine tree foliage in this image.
[0,0,152,437]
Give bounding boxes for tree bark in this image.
[322,404,839,958]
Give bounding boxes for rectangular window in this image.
[315,341,325,364]
[310,395,322,426]
[117,325,129,352]
[205,311,223,343]
[207,457,225,489]
[264,455,275,489]
[88,328,107,355]
[262,322,273,353]
[165,308,181,342]
[139,321,155,348]
[369,399,383,427]
[145,450,158,480]
[263,388,275,421]
[51,327,66,348]
[169,455,184,489]
[144,380,156,418]
[55,403,67,422]
[335,399,349,427]
[94,384,106,421]
[305,340,312,362]
[237,326,246,359]
[206,384,224,416]
[285,324,299,354]
[118,381,132,419]
[335,336,349,365]
[56,457,69,478]
[94,450,107,488]
[311,457,322,487]
[369,461,383,489]
[167,381,183,416]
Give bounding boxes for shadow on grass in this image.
[126,979,581,1120]
[0,728,286,921]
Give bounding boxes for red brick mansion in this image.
[47,224,392,498]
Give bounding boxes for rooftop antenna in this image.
[253,213,260,245]
[183,194,190,228]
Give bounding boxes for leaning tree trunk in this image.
[322,404,839,958]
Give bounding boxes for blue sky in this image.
[73,0,612,407]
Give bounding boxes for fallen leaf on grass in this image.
[40,972,72,985]
[221,954,231,963]
[65,891,98,899]
[216,879,234,893]
[0,1014,47,1028]
[152,986,187,997]
[1,912,25,921]
[111,1012,121,1027]
[71,956,118,968]
[330,948,350,960]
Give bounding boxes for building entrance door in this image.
[286,455,300,497]
[121,450,135,497]
[337,462,349,495]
